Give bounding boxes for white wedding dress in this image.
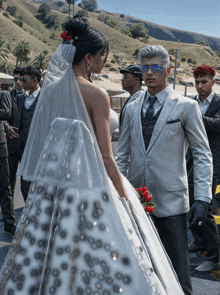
[0,116,183,295]
[0,43,184,295]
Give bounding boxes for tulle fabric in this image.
[17,44,106,185]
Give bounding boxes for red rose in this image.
[60,31,72,41]
[139,187,144,192]
[65,34,72,41]
[135,188,139,193]
[60,31,67,39]
[142,186,147,191]
[146,206,154,213]
[142,190,152,202]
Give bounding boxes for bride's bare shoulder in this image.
[77,77,110,107]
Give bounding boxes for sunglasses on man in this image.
[20,77,33,83]
[14,77,22,82]
[141,64,165,73]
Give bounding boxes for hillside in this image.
[0,0,219,77]
[33,1,220,52]
[103,11,220,52]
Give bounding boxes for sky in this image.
[75,0,220,39]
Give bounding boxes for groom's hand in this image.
[188,200,209,225]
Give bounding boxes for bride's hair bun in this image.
[61,15,108,65]
[62,15,89,38]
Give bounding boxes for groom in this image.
[116,45,212,295]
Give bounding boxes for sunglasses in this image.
[141,64,165,73]
[122,75,135,80]
[20,77,33,83]
[14,77,22,82]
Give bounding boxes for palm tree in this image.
[31,50,51,71]
[0,0,7,10]
[13,41,30,66]
[0,59,14,74]
[0,38,8,63]
[65,0,78,18]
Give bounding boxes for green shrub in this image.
[77,9,88,17]
[2,12,9,18]
[50,33,56,39]
[13,20,23,27]
[120,29,132,37]
[181,57,186,62]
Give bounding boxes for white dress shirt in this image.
[24,87,40,109]
[142,85,170,116]
[195,92,214,115]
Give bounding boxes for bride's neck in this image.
[73,64,88,80]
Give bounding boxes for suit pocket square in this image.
[166,119,181,124]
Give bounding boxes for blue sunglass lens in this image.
[151,64,163,72]
[141,65,149,72]
[141,65,163,72]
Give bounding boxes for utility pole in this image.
[173,49,178,90]
[73,0,75,17]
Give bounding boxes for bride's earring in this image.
[87,62,92,71]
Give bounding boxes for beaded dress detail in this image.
[0,118,184,295]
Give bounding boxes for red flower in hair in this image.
[60,31,72,41]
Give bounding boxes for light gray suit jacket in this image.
[116,87,213,217]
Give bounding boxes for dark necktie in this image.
[145,96,157,121]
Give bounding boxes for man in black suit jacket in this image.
[187,65,220,273]
[4,67,25,199]
[16,66,41,202]
[0,91,16,236]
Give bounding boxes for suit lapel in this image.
[146,90,178,154]
[205,93,218,117]
[134,91,146,151]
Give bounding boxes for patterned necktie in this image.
[145,96,157,121]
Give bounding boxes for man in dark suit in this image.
[187,65,220,273]
[16,66,41,202]
[4,67,25,199]
[119,65,144,129]
[0,90,16,236]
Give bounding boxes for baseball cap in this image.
[120,64,143,81]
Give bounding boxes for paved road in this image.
[0,176,220,294]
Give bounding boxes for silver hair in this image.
[138,45,170,66]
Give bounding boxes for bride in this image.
[0,16,184,294]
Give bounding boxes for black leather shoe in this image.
[4,228,16,237]
[188,242,205,253]
[195,261,220,273]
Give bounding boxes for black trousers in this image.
[153,213,192,295]
[21,176,31,202]
[8,153,19,199]
[188,179,219,263]
[0,157,16,231]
